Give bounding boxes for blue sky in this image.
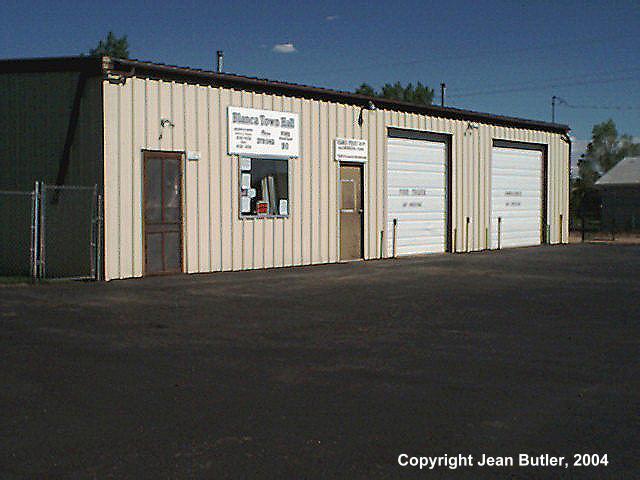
[1,0,639,155]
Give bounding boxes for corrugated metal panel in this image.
[102,78,569,280]
[0,72,102,190]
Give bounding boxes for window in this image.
[239,158,289,217]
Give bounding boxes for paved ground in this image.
[1,244,638,479]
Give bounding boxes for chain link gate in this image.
[0,182,102,281]
[0,189,37,278]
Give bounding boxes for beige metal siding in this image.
[103,77,569,280]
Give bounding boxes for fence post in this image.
[497,217,502,250]
[97,193,103,281]
[559,214,563,244]
[465,217,470,252]
[611,217,616,242]
[392,218,398,258]
[546,224,551,244]
[39,183,46,279]
[30,182,40,281]
[90,185,97,280]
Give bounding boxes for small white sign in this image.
[239,157,252,171]
[228,107,299,158]
[279,199,288,216]
[241,173,252,189]
[334,138,368,162]
[187,150,201,161]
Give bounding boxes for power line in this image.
[447,67,640,96]
[290,32,637,76]
[447,75,639,98]
[556,98,640,111]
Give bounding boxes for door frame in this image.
[387,128,453,253]
[338,162,365,261]
[142,150,185,276]
[491,140,548,245]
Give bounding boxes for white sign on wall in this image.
[334,138,368,162]
[228,106,299,158]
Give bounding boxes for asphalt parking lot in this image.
[1,244,638,479]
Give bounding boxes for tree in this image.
[354,81,434,106]
[89,32,130,58]
[354,83,376,97]
[380,81,405,101]
[407,82,433,105]
[579,119,640,187]
[571,119,640,222]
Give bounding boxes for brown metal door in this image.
[340,164,363,260]
[143,152,183,275]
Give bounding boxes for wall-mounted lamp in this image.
[159,118,175,140]
[358,101,377,127]
[465,122,479,135]
[105,67,134,85]
[105,72,127,85]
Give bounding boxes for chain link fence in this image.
[0,189,36,278]
[571,188,640,242]
[0,182,102,281]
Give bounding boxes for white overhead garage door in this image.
[387,137,447,255]
[491,146,543,249]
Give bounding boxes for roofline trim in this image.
[594,182,640,187]
[0,55,570,133]
[0,56,104,75]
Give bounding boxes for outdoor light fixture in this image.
[105,72,127,85]
[358,101,377,126]
[465,122,480,134]
[159,118,175,140]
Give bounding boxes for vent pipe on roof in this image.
[440,82,446,107]
[216,51,224,73]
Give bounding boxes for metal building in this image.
[0,56,571,281]
[595,156,640,231]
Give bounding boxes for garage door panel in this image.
[388,161,446,172]
[388,140,444,156]
[491,147,543,249]
[491,220,540,233]
[388,220,445,236]
[387,197,445,214]
[394,229,446,241]
[493,167,541,177]
[388,171,445,187]
[492,184,542,195]
[387,137,447,256]
[394,237,445,255]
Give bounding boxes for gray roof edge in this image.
[595,156,640,185]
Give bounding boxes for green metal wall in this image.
[0,72,103,190]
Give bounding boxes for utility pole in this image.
[551,95,556,123]
[216,51,224,73]
[440,82,446,107]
